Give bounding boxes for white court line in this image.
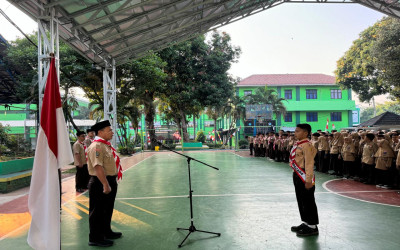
[230,152,244,158]
[322,179,400,208]
[71,189,399,202]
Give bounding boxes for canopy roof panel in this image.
[7,0,400,67]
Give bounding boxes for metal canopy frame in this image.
[8,0,400,68]
[6,0,400,146]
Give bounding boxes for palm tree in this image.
[247,86,287,118]
[222,96,247,145]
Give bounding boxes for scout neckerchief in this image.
[78,140,88,161]
[93,139,123,182]
[289,139,315,184]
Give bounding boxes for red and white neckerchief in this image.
[79,141,88,161]
[86,136,94,143]
[289,139,315,184]
[93,139,123,182]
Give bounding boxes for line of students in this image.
[247,129,400,189]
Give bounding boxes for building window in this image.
[331,89,342,99]
[306,112,318,122]
[204,121,215,127]
[306,89,317,99]
[284,112,292,122]
[284,90,292,99]
[331,112,342,121]
[244,90,252,96]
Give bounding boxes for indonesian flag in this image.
[325,118,329,131]
[332,123,336,130]
[27,58,73,249]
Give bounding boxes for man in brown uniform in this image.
[361,133,378,184]
[73,131,89,192]
[84,128,96,148]
[87,120,122,247]
[375,135,394,188]
[317,132,330,173]
[290,124,319,237]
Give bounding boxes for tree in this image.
[335,17,400,102]
[360,101,400,123]
[159,31,240,141]
[222,96,247,145]
[246,86,287,115]
[372,17,400,100]
[335,20,385,102]
[120,53,167,149]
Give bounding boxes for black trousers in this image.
[293,173,319,225]
[343,161,355,177]
[249,143,254,155]
[76,164,89,190]
[330,154,339,172]
[89,175,118,241]
[361,163,375,184]
[317,151,327,173]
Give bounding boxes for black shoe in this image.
[88,239,113,247]
[105,231,122,239]
[296,226,319,236]
[76,188,84,193]
[291,223,307,232]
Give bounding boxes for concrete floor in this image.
[1,151,400,249]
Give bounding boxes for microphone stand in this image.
[152,139,221,248]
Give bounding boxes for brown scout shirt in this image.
[294,139,317,183]
[342,142,356,162]
[317,136,329,152]
[83,137,94,148]
[87,140,117,176]
[361,141,378,165]
[73,141,87,166]
[374,139,394,170]
[396,142,400,168]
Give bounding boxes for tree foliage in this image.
[335,17,400,102]
[158,31,241,141]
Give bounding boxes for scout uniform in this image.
[73,132,89,192]
[290,138,319,234]
[311,134,319,170]
[253,136,259,157]
[248,136,254,156]
[342,137,356,178]
[361,140,378,184]
[317,135,329,173]
[329,133,343,176]
[375,138,394,187]
[84,128,95,148]
[87,120,122,246]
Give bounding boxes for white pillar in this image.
[103,59,117,146]
[38,7,59,121]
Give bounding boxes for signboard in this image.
[246,104,273,120]
[352,109,360,126]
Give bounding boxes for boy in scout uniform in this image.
[290,124,319,237]
[317,132,329,173]
[87,120,122,247]
[342,136,356,179]
[73,131,89,192]
[361,133,378,184]
[375,134,394,188]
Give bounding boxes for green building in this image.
[236,74,356,134]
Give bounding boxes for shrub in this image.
[195,130,206,143]
[238,139,248,149]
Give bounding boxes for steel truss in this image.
[6,0,400,146]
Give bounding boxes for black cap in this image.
[91,120,111,134]
[76,131,86,137]
[86,128,95,133]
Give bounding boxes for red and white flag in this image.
[27,58,73,250]
[325,118,329,131]
[332,123,336,130]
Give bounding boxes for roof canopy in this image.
[238,74,336,86]
[8,0,400,67]
[359,111,400,128]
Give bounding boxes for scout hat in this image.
[76,131,86,137]
[86,128,95,133]
[91,120,111,135]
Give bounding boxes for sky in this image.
[0,1,387,106]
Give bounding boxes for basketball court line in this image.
[71,189,399,202]
[323,179,400,208]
